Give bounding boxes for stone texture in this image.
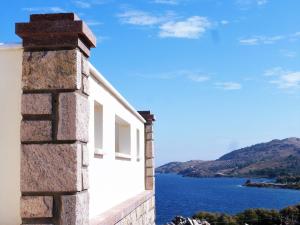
[82,56,90,76]
[21,196,53,218]
[90,191,154,225]
[82,75,90,96]
[146,176,154,190]
[21,120,52,142]
[146,158,154,168]
[60,192,89,225]
[21,94,52,115]
[21,144,82,192]
[145,141,154,158]
[22,49,81,90]
[57,92,89,142]
[82,168,89,190]
[146,132,153,140]
[82,145,89,166]
[146,168,154,177]
[114,193,155,225]
[16,13,96,56]
[145,125,153,133]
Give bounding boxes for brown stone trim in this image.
[30,13,80,22]
[16,13,96,56]
[90,191,154,225]
[138,111,155,125]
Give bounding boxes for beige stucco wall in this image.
[88,67,146,219]
[0,45,22,225]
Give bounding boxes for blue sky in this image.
[2,0,300,166]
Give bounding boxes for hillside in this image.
[156,138,300,178]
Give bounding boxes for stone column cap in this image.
[138,111,155,124]
[15,13,96,56]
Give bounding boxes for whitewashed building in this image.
[0,13,155,225]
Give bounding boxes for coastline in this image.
[244,181,300,190]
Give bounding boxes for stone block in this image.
[60,192,89,225]
[82,75,90,96]
[145,141,154,158]
[146,132,153,140]
[146,168,154,177]
[82,168,89,190]
[145,176,155,190]
[21,120,52,142]
[82,145,89,166]
[22,49,81,90]
[146,158,154,168]
[82,56,90,76]
[57,92,89,142]
[21,144,82,192]
[145,125,153,133]
[21,94,52,115]
[21,196,53,218]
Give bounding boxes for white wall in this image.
[0,45,22,225]
[88,72,146,219]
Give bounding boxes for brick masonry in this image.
[16,13,95,225]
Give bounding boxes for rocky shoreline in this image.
[243,180,300,190]
[165,216,210,225]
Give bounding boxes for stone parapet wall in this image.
[90,191,155,225]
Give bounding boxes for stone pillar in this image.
[138,111,156,190]
[16,13,96,225]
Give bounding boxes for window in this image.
[94,101,103,153]
[115,115,131,159]
[136,129,140,161]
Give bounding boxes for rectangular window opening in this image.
[136,129,140,161]
[94,101,103,154]
[115,115,131,160]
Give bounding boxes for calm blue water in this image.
[155,173,300,225]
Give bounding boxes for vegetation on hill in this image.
[156,138,300,179]
[193,204,300,225]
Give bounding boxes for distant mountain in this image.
[156,138,300,178]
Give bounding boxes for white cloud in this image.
[118,10,163,26]
[215,82,242,90]
[239,35,284,45]
[152,0,179,5]
[257,0,268,5]
[220,20,229,25]
[187,74,210,82]
[264,67,286,76]
[73,0,109,8]
[134,70,211,82]
[236,0,268,8]
[118,9,211,39]
[74,1,91,8]
[239,38,259,45]
[22,7,65,13]
[265,67,300,89]
[271,72,300,89]
[159,16,211,39]
[280,49,297,58]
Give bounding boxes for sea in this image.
[155,173,300,225]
